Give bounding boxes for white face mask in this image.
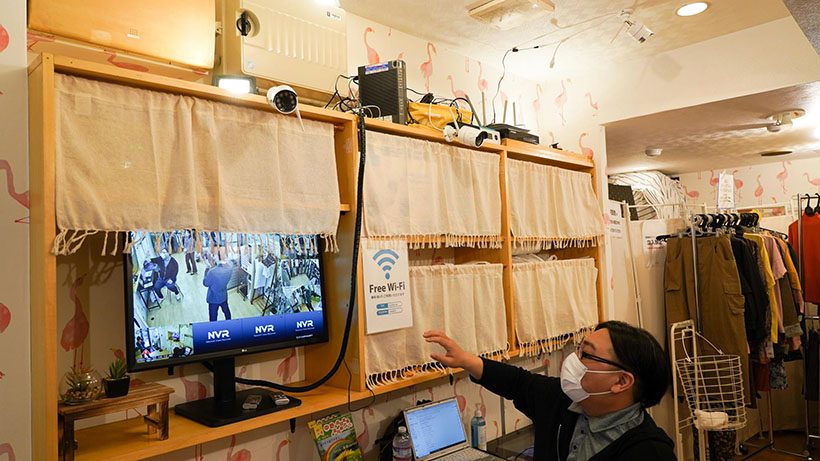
[560,352,623,402]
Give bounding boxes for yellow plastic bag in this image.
[407,102,473,130]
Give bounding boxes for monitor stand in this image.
[174,357,301,427]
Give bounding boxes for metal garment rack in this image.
[675,211,808,460]
[796,194,820,456]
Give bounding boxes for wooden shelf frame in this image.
[28,54,604,460]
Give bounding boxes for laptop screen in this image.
[405,399,467,459]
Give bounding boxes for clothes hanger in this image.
[805,194,815,216]
[814,193,820,215]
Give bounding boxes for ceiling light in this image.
[213,75,257,95]
[677,2,709,17]
[759,150,792,157]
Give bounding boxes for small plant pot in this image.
[104,376,131,398]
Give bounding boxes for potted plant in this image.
[104,357,130,398]
[60,365,103,404]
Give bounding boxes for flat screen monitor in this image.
[124,230,328,372]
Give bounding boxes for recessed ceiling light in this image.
[676,2,709,17]
[759,150,792,157]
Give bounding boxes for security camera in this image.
[625,18,654,43]
[645,147,662,157]
[266,85,298,114]
[443,123,494,148]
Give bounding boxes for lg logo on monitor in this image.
[207,329,231,340]
[295,320,314,329]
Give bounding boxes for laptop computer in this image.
[403,398,505,461]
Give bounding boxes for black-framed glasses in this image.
[575,344,631,372]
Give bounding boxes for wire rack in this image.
[672,320,748,460]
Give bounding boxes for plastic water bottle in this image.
[471,404,487,450]
[392,426,413,461]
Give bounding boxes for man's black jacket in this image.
[473,358,676,461]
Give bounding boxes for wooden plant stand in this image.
[57,382,174,460]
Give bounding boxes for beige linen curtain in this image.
[365,263,507,389]
[363,131,502,248]
[513,258,599,356]
[54,74,340,255]
[507,159,603,251]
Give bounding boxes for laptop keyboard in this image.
[441,449,497,461]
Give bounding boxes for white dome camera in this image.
[645,147,663,157]
[266,85,298,114]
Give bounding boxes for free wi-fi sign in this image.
[363,242,413,334]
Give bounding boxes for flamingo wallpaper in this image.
[0,8,612,460]
[0,0,31,459]
[676,157,820,212]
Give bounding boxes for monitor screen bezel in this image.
[123,232,330,372]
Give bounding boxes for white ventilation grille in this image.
[241,0,347,93]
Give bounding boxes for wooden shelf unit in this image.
[28,54,604,460]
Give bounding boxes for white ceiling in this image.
[604,80,820,175]
[339,0,790,80]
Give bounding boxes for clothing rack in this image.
[797,194,819,458]
[662,211,809,460]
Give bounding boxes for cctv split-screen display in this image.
[127,231,326,369]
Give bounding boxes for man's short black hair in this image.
[595,320,670,407]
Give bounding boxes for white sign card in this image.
[363,239,413,334]
[607,200,624,238]
[641,220,670,268]
[717,172,735,210]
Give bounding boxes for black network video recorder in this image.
[357,60,407,125]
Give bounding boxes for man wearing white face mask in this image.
[423,321,675,460]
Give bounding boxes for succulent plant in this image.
[107,358,127,380]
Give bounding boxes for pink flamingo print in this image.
[194,444,203,461]
[363,27,380,65]
[0,24,9,54]
[112,348,125,361]
[754,175,764,204]
[478,386,487,417]
[275,439,289,461]
[0,159,30,223]
[514,418,522,431]
[356,407,374,449]
[548,131,555,145]
[0,371,4,380]
[777,161,790,194]
[465,57,470,73]
[554,79,570,126]
[447,75,467,100]
[771,197,785,216]
[106,53,149,72]
[0,443,15,461]
[276,348,298,382]
[477,62,488,93]
[805,173,820,189]
[180,366,207,401]
[683,186,700,200]
[585,92,599,116]
[533,85,543,129]
[453,377,467,416]
[227,435,251,461]
[396,51,405,61]
[420,42,437,92]
[61,274,89,360]
[0,303,10,333]
[709,170,719,189]
[578,133,594,159]
[492,420,499,438]
[731,170,744,199]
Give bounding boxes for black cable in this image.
[513,446,532,461]
[491,49,512,125]
[343,357,376,412]
[214,113,368,393]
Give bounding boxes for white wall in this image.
[0,2,31,459]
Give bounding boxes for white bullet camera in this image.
[443,123,499,148]
[266,85,298,114]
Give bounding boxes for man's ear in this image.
[611,372,635,395]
